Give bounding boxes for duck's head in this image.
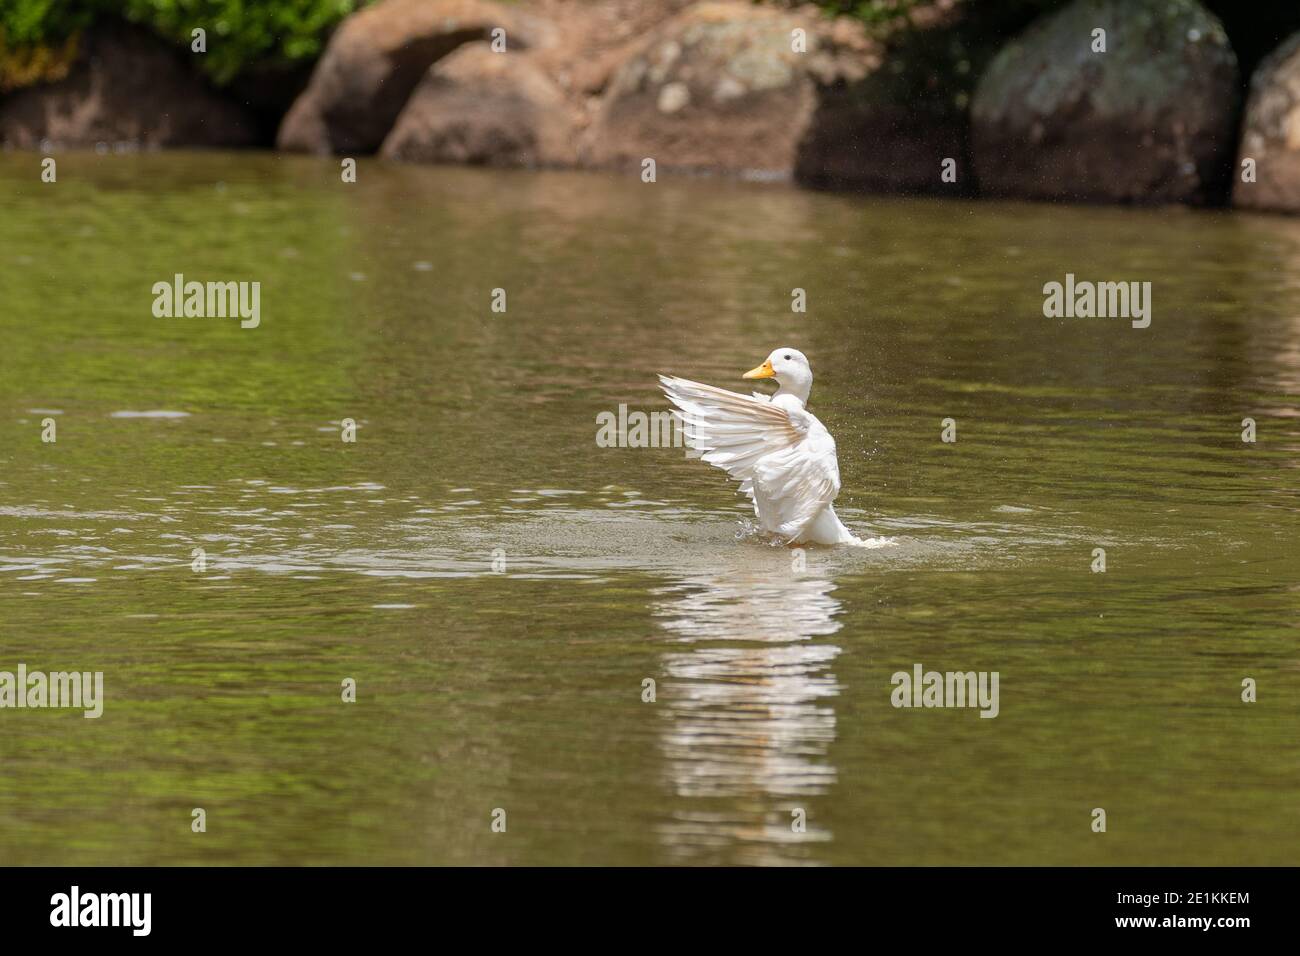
[743,347,812,402]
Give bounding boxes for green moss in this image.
[974,0,1237,123]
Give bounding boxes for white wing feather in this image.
[658,375,841,541]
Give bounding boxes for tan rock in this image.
[380,43,577,167]
[277,0,556,154]
[1235,33,1300,212]
[583,1,876,178]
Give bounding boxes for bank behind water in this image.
[8,0,1300,211]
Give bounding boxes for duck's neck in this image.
[776,378,811,406]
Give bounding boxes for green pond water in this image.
[0,152,1297,866]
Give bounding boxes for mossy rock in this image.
[971,0,1240,204]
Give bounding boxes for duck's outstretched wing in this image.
[658,375,840,540]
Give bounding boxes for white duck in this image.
[660,347,871,547]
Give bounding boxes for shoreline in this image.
[5,1,1300,213]
[9,145,1299,220]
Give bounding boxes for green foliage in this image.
[0,2,88,90]
[0,0,361,87]
[117,0,361,84]
[0,1,92,52]
[809,1,924,31]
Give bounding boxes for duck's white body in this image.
[659,347,870,547]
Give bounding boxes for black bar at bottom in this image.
[0,866,1280,941]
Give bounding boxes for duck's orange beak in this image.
[742,359,775,379]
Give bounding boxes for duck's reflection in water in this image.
[651,562,843,865]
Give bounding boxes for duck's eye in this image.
[783,354,792,361]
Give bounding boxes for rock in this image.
[583,1,877,178]
[0,22,257,150]
[380,43,577,167]
[533,0,700,99]
[794,3,971,195]
[795,81,969,194]
[971,0,1239,205]
[277,0,557,155]
[1234,34,1300,212]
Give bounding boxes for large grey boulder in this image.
[971,0,1239,204]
